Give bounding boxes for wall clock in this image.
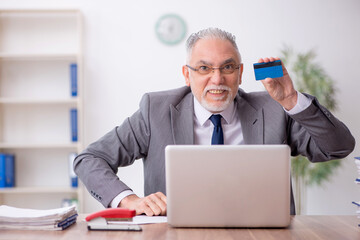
[155,14,187,45]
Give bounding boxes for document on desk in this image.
[108,216,167,225]
[0,205,77,230]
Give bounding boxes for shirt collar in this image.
[193,97,236,126]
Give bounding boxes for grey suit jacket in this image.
[74,86,355,215]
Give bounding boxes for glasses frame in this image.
[186,63,241,75]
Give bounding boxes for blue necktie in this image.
[209,114,224,145]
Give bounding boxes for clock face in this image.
[155,14,187,45]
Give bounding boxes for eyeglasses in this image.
[186,63,241,75]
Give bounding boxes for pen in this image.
[88,224,142,231]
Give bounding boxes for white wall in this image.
[1,0,359,214]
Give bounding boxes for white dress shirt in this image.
[110,91,311,208]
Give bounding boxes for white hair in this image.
[185,27,242,63]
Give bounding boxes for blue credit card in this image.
[253,60,283,80]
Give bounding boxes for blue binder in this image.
[0,153,15,188]
[70,109,78,142]
[0,154,5,188]
[70,63,78,97]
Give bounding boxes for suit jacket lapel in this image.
[235,92,264,144]
[169,89,264,145]
[170,92,194,145]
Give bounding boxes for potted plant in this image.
[280,46,342,214]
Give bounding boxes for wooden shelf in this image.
[0,53,78,61]
[0,8,84,211]
[0,9,80,14]
[0,143,79,150]
[0,186,78,194]
[0,98,79,105]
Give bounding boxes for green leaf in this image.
[281,46,342,187]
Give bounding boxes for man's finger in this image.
[151,192,167,215]
[157,192,167,204]
[147,193,167,215]
[144,196,163,216]
[142,204,156,216]
[136,198,159,216]
[154,192,167,201]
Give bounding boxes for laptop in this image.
[165,145,291,228]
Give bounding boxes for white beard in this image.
[199,85,233,113]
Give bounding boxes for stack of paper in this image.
[0,205,77,230]
[355,157,360,185]
[352,157,360,227]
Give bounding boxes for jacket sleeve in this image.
[287,94,355,162]
[73,93,152,207]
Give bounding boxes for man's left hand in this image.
[258,57,297,110]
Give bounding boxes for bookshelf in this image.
[0,9,84,211]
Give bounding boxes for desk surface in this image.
[1,215,359,240]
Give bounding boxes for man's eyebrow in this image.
[194,58,237,66]
[195,60,212,65]
[222,58,237,64]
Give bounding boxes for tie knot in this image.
[209,114,222,127]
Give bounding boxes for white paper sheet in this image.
[0,205,77,230]
[108,215,167,225]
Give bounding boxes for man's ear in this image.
[238,63,244,86]
[182,65,190,86]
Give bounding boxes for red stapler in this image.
[85,208,141,231]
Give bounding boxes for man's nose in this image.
[210,68,224,85]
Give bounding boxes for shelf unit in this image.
[0,9,84,211]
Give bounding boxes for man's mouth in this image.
[202,85,231,101]
[208,89,226,94]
